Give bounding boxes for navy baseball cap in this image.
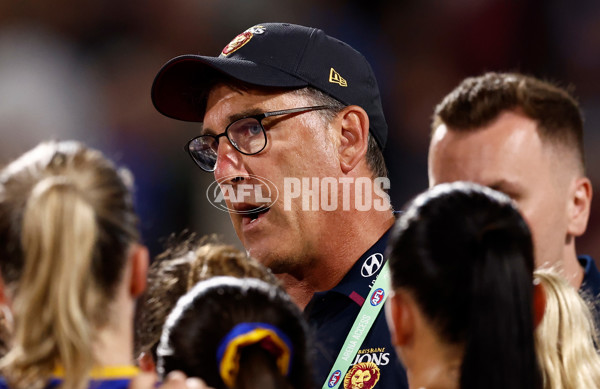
[151,22,388,149]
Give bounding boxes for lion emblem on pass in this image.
[343,362,380,389]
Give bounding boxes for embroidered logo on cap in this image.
[221,25,265,56]
[329,68,348,87]
[343,362,380,389]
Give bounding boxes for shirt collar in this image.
[319,227,392,305]
[579,255,600,298]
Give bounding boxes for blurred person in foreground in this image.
[151,23,406,388]
[157,276,312,389]
[534,268,600,388]
[0,141,148,389]
[386,181,544,389]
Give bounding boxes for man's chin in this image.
[246,245,289,273]
[245,243,272,264]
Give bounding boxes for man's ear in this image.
[386,291,414,346]
[337,105,370,174]
[567,177,592,237]
[533,281,546,329]
[129,244,149,298]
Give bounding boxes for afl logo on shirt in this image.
[361,253,383,277]
[370,288,385,306]
[328,370,342,387]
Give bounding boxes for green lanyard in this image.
[322,261,391,389]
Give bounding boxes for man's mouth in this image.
[235,204,270,226]
[246,207,269,222]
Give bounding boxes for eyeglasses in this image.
[185,105,336,172]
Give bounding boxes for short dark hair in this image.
[432,72,585,172]
[387,182,542,389]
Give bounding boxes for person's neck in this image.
[405,340,462,389]
[406,358,461,389]
[562,244,585,289]
[281,209,395,309]
[277,274,315,309]
[93,292,135,367]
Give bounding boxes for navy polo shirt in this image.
[304,229,408,389]
[579,255,600,327]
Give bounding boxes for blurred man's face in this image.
[428,109,573,270]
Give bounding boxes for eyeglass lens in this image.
[188,117,267,171]
[228,117,265,154]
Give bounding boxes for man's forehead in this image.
[205,85,298,115]
[201,85,259,134]
[207,83,301,106]
[434,118,546,158]
[429,134,557,194]
[204,83,249,111]
[201,86,305,135]
[430,164,527,197]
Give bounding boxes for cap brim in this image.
[151,55,308,122]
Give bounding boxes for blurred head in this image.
[428,72,592,274]
[534,268,600,388]
[134,234,279,367]
[386,181,542,389]
[157,276,312,389]
[0,140,145,389]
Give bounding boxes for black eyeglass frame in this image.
[184,105,337,172]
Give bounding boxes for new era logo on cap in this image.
[329,68,347,87]
[151,22,388,149]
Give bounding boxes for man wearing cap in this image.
[152,23,407,389]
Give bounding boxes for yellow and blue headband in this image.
[216,322,293,388]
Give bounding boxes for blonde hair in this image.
[534,268,600,389]
[0,141,139,389]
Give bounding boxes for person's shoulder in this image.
[579,255,600,296]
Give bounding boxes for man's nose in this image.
[213,139,248,184]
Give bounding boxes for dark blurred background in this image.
[1,0,599,262]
